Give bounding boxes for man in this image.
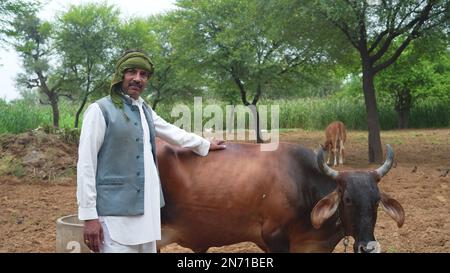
[77,49,226,253]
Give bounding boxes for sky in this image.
[0,0,177,101]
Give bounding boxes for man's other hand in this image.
[83,219,104,253]
[209,140,226,151]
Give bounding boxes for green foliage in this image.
[0,100,47,134]
[409,98,450,128]
[117,14,204,108]
[0,95,448,135]
[142,97,449,131]
[0,0,38,45]
[56,127,80,145]
[9,11,52,77]
[2,0,449,136]
[55,2,121,127]
[274,96,448,130]
[56,3,120,65]
[0,99,77,134]
[174,0,338,104]
[376,42,450,103]
[8,8,74,128]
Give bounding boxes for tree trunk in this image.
[248,104,264,143]
[232,74,264,143]
[395,88,412,129]
[38,76,60,129]
[396,109,410,129]
[152,100,159,110]
[50,97,60,129]
[152,88,161,110]
[74,94,89,128]
[362,63,383,163]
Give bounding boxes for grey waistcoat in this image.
[95,95,165,216]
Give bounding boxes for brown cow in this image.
[157,140,404,253]
[323,121,347,166]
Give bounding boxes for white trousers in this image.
[100,221,157,253]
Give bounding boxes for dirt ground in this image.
[0,128,448,253]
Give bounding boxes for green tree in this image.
[9,10,70,128]
[55,3,120,128]
[377,42,450,128]
[309,0,449,163]
[0,0,35,46]
[118,14,203,110]
[175,0,332,142]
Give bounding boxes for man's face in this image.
[121,68,150,99]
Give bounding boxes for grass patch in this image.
[0,153,25,178]
[0,96,448,134]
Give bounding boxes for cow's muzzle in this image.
[355,241,381,253]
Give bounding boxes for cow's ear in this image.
[380,192,405,228]
[311,189,340,229]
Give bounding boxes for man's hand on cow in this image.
[209,140,226,151]
[83,219,104,253]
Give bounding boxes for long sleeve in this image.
[152,109,210,156]
[76,103,106,220]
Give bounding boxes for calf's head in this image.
[311,144,405,253]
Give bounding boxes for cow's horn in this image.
[375,144,394,177]
[317,145,339,179]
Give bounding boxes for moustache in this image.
[128,82,143,89]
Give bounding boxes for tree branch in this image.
[315,8,359,49]
[394,0,426,31]
[368,30,389,53]
[251,82,262,105]
[230,65,249,106]
[370,1,435,63]
[373,35,412,73]
[278,55,310,75]
[39,98,50,106]
[50,78,64,93]
[59,93,74,101]
[261,40,281,65]
[25,78,40,89]
[330,19,360,49]
[369,32,398,62]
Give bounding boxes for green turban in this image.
[110,51,154,108]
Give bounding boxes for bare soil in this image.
[0,129,448,253]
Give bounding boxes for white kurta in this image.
[77,96,210,245]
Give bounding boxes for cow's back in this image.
[156,140,307,251]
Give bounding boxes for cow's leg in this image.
[326,145,333,165]
[333,147,338,166]
[261,223,290,253]
[339,139,344,165]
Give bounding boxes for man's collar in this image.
[117,87,143,105]
[123,94,143,106]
